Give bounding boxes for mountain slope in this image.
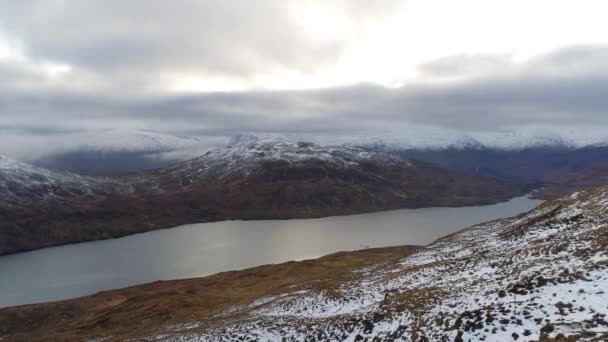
[0,140,524,255]
[1,185,606,341]
[0,155,101,205]
[150,139,523,217]
[28,129,215,175]
[173,185,608,341]
[388,144,608,198]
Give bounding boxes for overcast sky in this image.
[1,0,608,159]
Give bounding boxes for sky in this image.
[1,0,608,159]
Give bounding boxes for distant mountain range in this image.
[387,144,608,198]
[23,130,608,176]
[28,129,217,175]
[0,139,523,255]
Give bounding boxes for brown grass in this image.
[0,245,420,342]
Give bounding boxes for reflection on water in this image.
[0,196,542,308]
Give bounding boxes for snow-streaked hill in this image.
[0,155,107,206]
[157,138,411,186]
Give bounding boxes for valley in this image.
[0,195,540,308]
[1,185,606,341]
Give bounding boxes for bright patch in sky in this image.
[251,0,608,90]
[42,62,72,78]
[0,32,23,61]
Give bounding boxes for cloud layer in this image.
[1,1,608,159]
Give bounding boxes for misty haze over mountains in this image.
[22,130,608,187]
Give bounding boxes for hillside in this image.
[28,129,213,175]
[534,167,608,199]
[0,140,523,255]
[1,185,606,341]
[390,144,608,198]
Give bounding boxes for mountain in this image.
[26,129,608,183]
[0,140,524,255]
[29,129,216,175]
[0,155,107,205]
[32,150,181,175]
[383,144,608,198]
[538,166,608,198]
[1,184,606,341]
[321,129,590,152]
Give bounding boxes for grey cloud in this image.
[2,17,608,159]
[0,0,343,81]
[0,61,50,89]
[381,77,607,131]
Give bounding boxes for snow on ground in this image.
[151,186,608,341]
[0,156,102,205]
[0,155,136,206]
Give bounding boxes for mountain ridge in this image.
[0,140,523,255]
[20,130,608,175]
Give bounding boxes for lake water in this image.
[0,196,542,308]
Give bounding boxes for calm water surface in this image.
[0,196,542,308]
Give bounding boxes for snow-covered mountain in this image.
[15,129,608,176]
[156,138,409,185]
[25,129,221,175]
[5,127,608,176]
[66,129,210,153]
[281,127,601,151]
[0,155,108,206]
